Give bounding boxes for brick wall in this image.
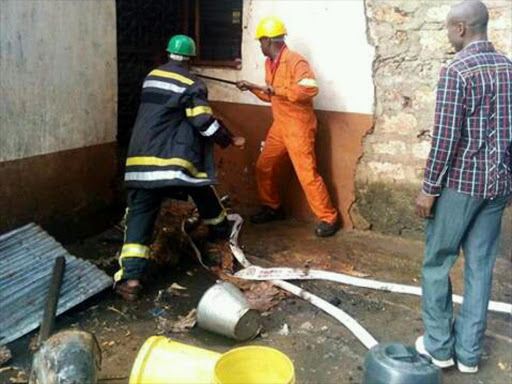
[354,0,512,243]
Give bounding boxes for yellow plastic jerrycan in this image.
[129,336,221,384]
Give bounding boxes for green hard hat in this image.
[166,35,196,57]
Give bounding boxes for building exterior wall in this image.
[0,0,118,237]
[198,0,376,229]
[356,0,511,255]
[206,0,510,251]
[0,0,508,249]
[359,0,511,190]
[200,0,375,115]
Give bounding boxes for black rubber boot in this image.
[250,206,285,224]
[315,218,341,237]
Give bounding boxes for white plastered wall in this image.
[0,0,117,162]
[196,0,375,115]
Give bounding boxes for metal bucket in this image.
[197,281,261,341]
[363,342,442,384]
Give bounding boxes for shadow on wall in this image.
[211,101,374,229]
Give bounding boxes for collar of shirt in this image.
[457,40,496,58]
[266,44,287,74]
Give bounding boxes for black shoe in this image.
[315,218,341,237]
[250,206,285,224]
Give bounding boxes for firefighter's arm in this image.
[273,59,319,103]
[185,83,234,148]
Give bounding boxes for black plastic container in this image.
[363,342,442,384]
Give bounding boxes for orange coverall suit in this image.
[251,46,338,224]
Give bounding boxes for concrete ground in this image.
[2,216,511,383]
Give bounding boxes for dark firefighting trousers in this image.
[114,186,226,282]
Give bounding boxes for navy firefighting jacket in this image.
[124,62,233,189]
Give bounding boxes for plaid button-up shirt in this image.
[423,41,512,199]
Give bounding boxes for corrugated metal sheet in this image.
[0,223,113,345]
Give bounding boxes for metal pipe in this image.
[38,256,66,345]
[195,74,238,85]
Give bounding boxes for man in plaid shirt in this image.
[415,0,512,374]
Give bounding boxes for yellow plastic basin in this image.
[129,336,221,384]
[214,346,295,384]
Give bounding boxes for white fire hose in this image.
[228,213,379,349]
[184,213,511,350]
[227,214,511,315]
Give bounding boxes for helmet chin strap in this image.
[169,53,190,61]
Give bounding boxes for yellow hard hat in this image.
[255,16,287,40]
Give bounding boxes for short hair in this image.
[450,1,489,35]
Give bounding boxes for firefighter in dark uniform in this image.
[115,35,245,300]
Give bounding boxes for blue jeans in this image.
[422,188,509,367]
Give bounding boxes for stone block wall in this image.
[355,0,512,240]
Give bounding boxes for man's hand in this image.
[236,80,255,91]
[415,190,437,218]
[261,85,275,96]
[236,81,274,96]
[232,136,246,149]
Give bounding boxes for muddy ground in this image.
[2,210,511,384]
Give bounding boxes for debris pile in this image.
[156,309,197,335]
[151,201,197,267]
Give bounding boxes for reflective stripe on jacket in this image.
[125,62,232,189]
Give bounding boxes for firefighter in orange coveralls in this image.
[237,16,340,237]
